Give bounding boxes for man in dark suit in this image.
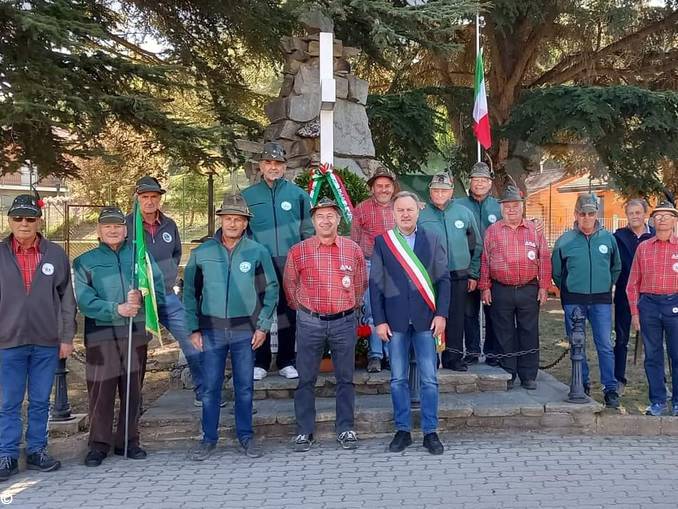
[369,191,450,455]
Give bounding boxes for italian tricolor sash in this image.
[383,229,436,311]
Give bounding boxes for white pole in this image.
[319,32,336,167]
[476,12,482,164]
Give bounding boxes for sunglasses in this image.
[11,217,38,223]
[576,211,597,218]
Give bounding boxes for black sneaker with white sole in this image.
[337,430,358,450]
[292,434,315,452]
[26,448,61,472]
[0,456,18,481]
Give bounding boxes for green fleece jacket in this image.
[73,241,166,328]
[551,223,622,304]
[457,194,502,237]
[418,201,482,279]
[183,231,279,333]
[242,178,314,258]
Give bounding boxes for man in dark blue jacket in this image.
[370,191,450,455]
[613,199,654,393]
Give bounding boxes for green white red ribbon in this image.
[308,163,354,223]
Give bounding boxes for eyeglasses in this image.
[576,211,597,218]
[653,213,676,221]
[11,217,37,223]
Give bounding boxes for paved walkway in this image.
[2,434,677,508]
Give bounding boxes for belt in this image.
[492,279,538,289]
[298,306,354,321]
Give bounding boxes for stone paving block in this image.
[540,412,575,428]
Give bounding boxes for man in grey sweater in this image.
[0,194,77,482]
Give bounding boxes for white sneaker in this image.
[253,367,267,381]
[279,366,299,379]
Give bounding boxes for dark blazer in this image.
[613,225,654,304]
[369,227,451,333]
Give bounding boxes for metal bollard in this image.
[50,358,76,422]
[409,345,420,408]
[567,307,589,404]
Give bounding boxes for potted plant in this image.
[355,324,371,369]
[319,342,333,373]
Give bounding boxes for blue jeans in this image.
[389,326,438,434]
[365,260,389,360]
[160,294,203,397]
[638,294,678,405]
[201,329,254,444]
[563,303,617,393]
[0,345,59,459]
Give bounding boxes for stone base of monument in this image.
[48,413,88,434]
[140,367,604,446]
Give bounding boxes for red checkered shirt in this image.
[626,234,678,315]
[283,235,367,314]
[12,235,42,293]
[350,197,395,258]
[143,213,161,237]
[479,219,552,290]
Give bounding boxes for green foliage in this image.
[367,90,445,174]
[503,86,678,195]
[0,1,219,177]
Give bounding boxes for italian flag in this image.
[134,199,161,340]
[472,47,492,150]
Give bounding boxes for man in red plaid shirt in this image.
[350,165,397,373]
[626,199,678,417]
[479,184,551,389]
[284,198,367,452]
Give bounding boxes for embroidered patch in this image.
[673,307,678,314]
[488,214,497,224]
[339,264,353,272]
[162,232,172,243]
[239,261,252,273]
[525,241,536,248]
[280,201,292,211]
[41,263,54,276]
[454,220,464,229]
[527,250,536,261]
[598,245,609,254]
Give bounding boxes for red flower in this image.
[356,324,372,338]
[37,199,45,208]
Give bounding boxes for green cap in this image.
[260,142,287,162]
[135,176,166,195]
[98,206,126,224]
[310,197,341,215]
[429,173,454,190]
[470,162,493,179]
[575,193,599,213]
[367,165,397,187]
[498,184,524,203]
[215,194,252,217]
[8,194,42,217]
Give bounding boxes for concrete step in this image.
[225,363,511,400]
[141,370,603,446]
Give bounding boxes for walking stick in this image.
[633,331,642,366]
[124,198,139,459]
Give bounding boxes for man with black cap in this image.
[184,194,279,460]
[0,194,76,482]
[243,141,315,381]
[552,193,622,408]
[125,176,204,406]
[479,184,551,389]
[457,162,503,365]
[283,198,367,452]
[74,206,166,467]
[419,172,482,372]
[626,198,678,416]
[350,164,397,372]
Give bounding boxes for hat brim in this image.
[8,208,41,218]
[470,173,494,180]
[498,198,523,203]
[136,186,166,195]
[367,174,396,187]
[429,183,453,190]
[98,217,126,225]
[576,205,598,213]
[310,204,341,215]
[651,207,678,217]
[215,209,252,218]
[259,155,287,162]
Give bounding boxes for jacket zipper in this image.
[586,234,593,294]
[271,183,279,256]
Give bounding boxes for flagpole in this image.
[124,197,138,459]
[476,11,481,163]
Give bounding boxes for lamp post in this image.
[50,358,75,422]
[567,307,589,403]
[409,346,420,408]
[207,170,215,236]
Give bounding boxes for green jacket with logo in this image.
[183,231,279,334]
[418,201,482,279]
[73,241,166,336]
[242,178,314,258]
[551,223,622,304]
[457,194,502,237]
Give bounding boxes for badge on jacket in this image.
[240,261,252,273]
[672,262,678,273]
[488,214,497,223]
[454,220,464,229]
[281,201,292,211]
[598,244,608,254]
[342,275,351,288]
[41,263,54,276]
[527,250,536,261]
[162,232,173,243]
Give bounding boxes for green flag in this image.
[134,200,161,339]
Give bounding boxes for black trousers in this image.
[464,287,497,357]
[86,331,148,454]
[614,295,632,384]
[255,256,296,370]
[489,282,540,381]
[442,277,469,366]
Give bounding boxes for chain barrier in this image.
[443,343,571,370]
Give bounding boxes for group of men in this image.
[1,139,677,482]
